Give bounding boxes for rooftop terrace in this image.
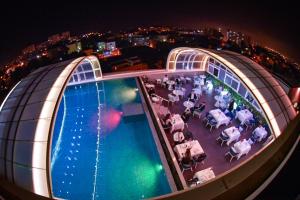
[142,71,270,185]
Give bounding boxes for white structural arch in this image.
[167,47,296,138]
[0,56,101,198]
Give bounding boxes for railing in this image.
[138,77,186,191]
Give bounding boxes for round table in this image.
[183,101,195,109]
[214,95,223,101]
[193,88,202,96]
[173,131,185,142]
[152,96,159,103]
[145,83,155,89]
[173,90,184,96]
[167,80,175,85]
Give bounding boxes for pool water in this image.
[51,78,171,200]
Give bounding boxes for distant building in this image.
[226,30,251,46]
[22,44,36,55]
[106,42,116,50]
[66,41,82,54]
[130,35,150,46]
[61,31,70,40]
[36,41,49,51]
[97,42,106,51]
[48,31,70,44]
[156,35,168,42]
[110,56,147,71]
[48,34,61,44]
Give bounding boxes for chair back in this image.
[229,147,238,156]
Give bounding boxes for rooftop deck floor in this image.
[145,72,266,183]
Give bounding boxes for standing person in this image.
[228,99,235,112]
[163,74,168,83]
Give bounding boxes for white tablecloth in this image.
[209,109,230,128]
[174,140,204,161]
[253,126,268,142]
[194,80,201,86]
[171,114,184,132]
[236,109,253,125]
[167,80,175,85]
[145,83,155,88]
[193,167,215,184]
[173,131,185,142]
[220,90,228,96]
[168,94,179,102]
[199,75,206,79]
[224,126,240,146]
[185,77,192,82]
[193,88,202,96]
[173,89,184,97]
[183,101,195,109]
[233,139,251,159]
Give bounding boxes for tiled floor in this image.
[145,72,265,183]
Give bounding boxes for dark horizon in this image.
[1,1,299,65]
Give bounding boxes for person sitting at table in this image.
[148,87,155,97]
[181,148,193,166]
[162,113,172,130]
[181,109,191,124]
[193,101,206,111]
[188,91,198,102]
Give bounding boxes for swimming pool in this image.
[51,78,171,200]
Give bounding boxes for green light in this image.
[156,164,163,171]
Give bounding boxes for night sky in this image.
[0,1,299,65]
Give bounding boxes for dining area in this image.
[142,72,270,184]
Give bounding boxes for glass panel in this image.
[231,79,239,91]
[225,75,232,85]
[219,69,226,81]
[208,64,214,74]
[94,70,101,78]
[246,92,254,103]
[82,63,92,71]
[213,67,219,77]
[79,73,85,81]
[73,75,78,82]
[77,66,83,72]
[238,84,247,97]
[85,72,94,80]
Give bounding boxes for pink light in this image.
[103,108,121,132]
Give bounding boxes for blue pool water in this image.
[51,78,171,200]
